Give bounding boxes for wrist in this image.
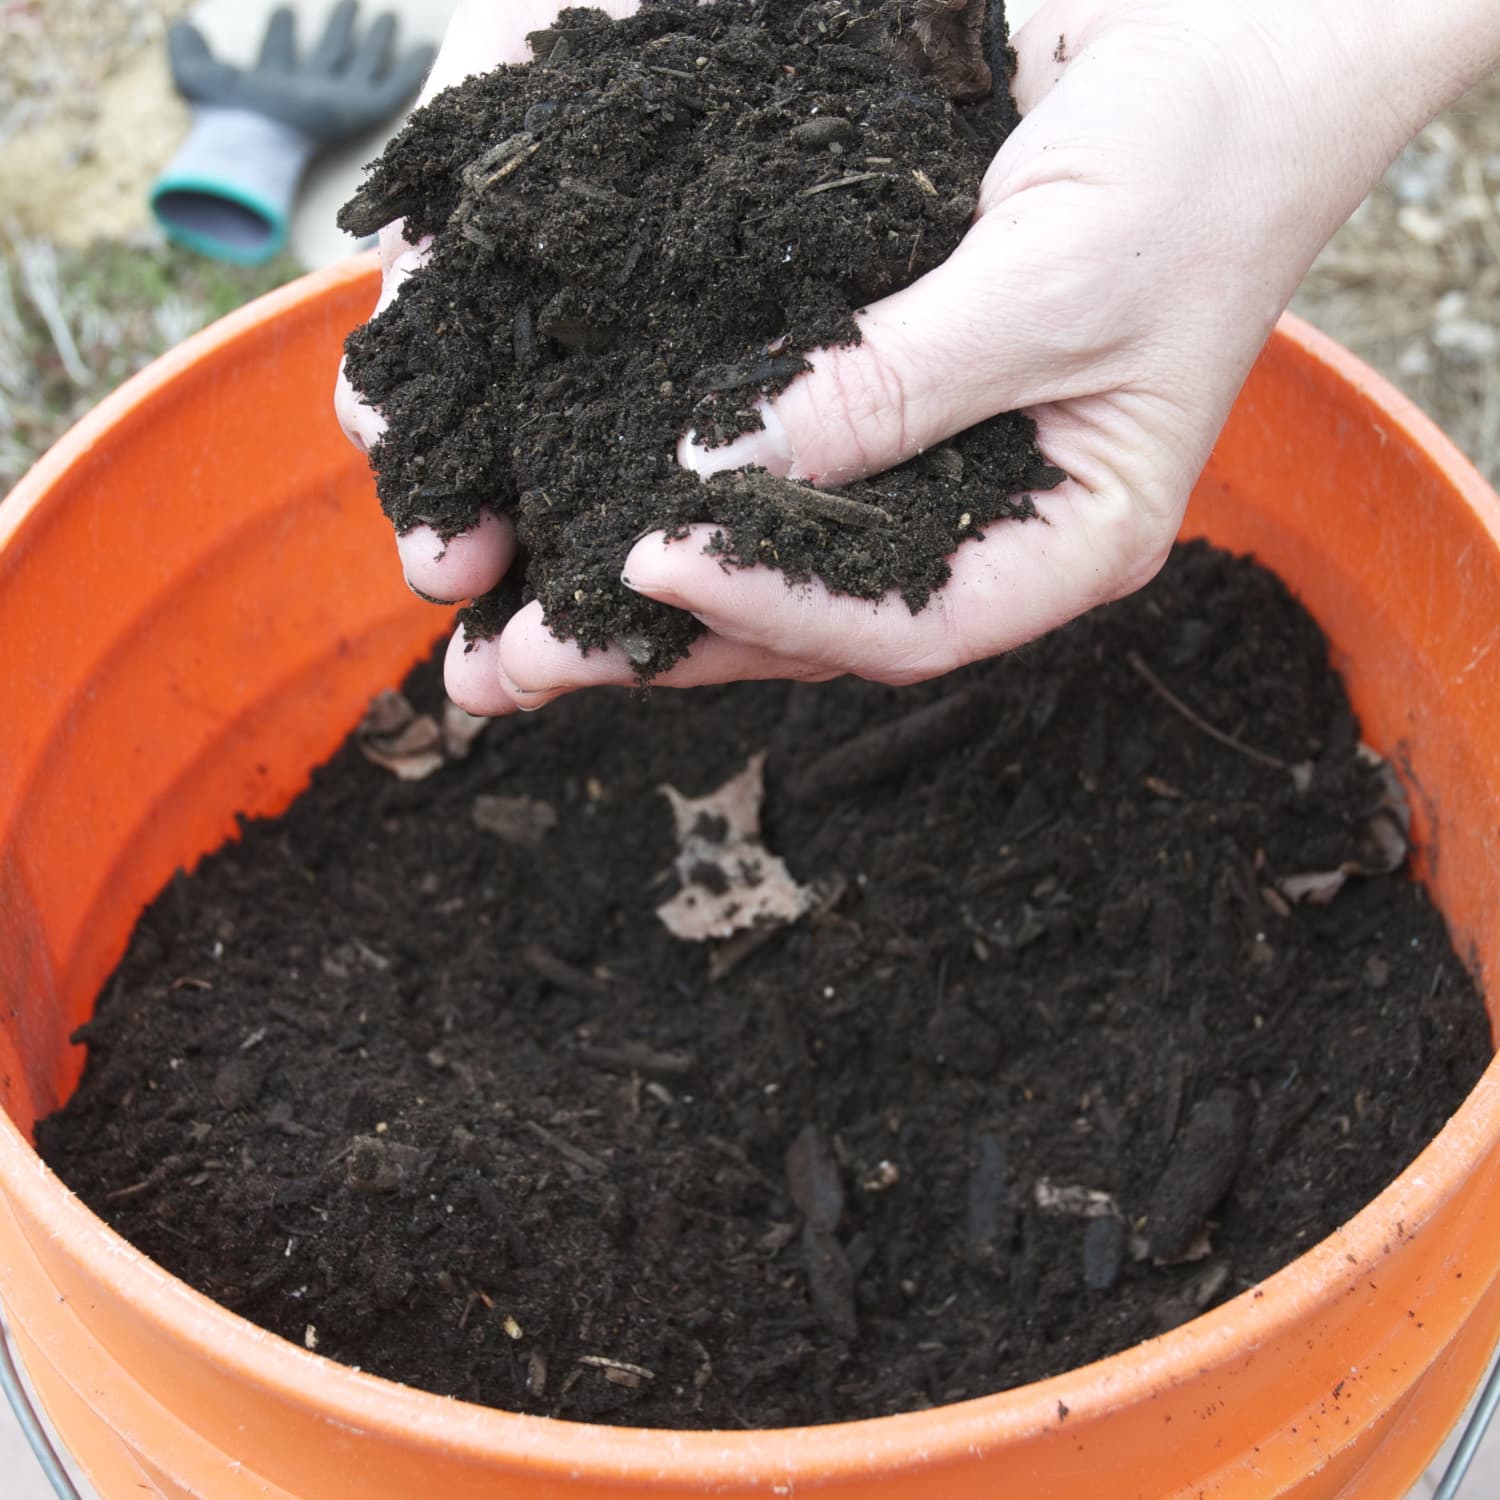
[1199,0,1500,287]
[1353,0,1500,130]
[1291,0,1500,183]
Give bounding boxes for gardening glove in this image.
[152,1,435,265]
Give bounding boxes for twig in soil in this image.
[448,133,545,249]
[725,469,895,530]
[694,353,808,396]
[1125,651,1291,771]
[466,133,542,192]
[219,1262,287,1310]
[522,943,611,1000]
[705,1134,780,1194]
[578,1354,655,1387]
[103,1155,185,1203]
[707,876,847,983]
[522,1119,608,1176]
[558,177,635,206]
[782,688,990,804]
[706,921,782,983]
[576,1041,696,1080]
[800,171,882,198]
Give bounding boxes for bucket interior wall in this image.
[1184,334,1500,1033]
[2,272,1494,1136]
[0,269,447,1135]
[1,258,1498,1500]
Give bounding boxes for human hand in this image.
[338,0,1500,716]
[334,0,650,705]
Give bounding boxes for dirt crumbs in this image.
[339,0,1064,675]
[38,543,1492,1430]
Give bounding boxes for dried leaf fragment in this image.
[1034,1179,1119,1219]
[656,753,814,941]
[442,701,489,759]
[1275,746,1411,905]
[472,794,558,849]
[357,690,445,781]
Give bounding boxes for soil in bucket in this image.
[336,0,1065,675]
[37,541,1493,1431]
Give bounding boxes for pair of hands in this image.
[335,0,1498,717]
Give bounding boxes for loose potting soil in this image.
[338,0,1064,673]
[38,543,1492,1430]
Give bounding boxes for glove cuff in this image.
[151,107,319,265]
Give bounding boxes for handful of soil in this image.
[339,0,1065,677]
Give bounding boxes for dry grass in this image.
[0,0,299,494]
[0,236,298,494]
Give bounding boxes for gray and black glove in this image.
[152,1,434,264]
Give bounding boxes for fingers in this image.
[420,0,641,104]
[334,228,429,454]
[396,511,515,602]
[257,7,297,72]
[445,626,528,717]
[1008,0,1084,115]
[677,205,1105,488]
[334,357,386,455]
[167,21,237,99]
[620,476,1173,686]
[493,602,836,710]
[310,0,360,76]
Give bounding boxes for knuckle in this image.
[803,344,913,481]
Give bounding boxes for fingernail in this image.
[405,579,449,606]
[620,557,681,604]
[677,403,793,479]
[502,674,561,711]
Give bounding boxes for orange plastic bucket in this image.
[1,255,1497,1499]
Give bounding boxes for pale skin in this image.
[335,0,1500,717]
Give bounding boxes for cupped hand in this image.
[338,0,1492,716]
[333,0,644,712]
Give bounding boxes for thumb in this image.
[678,197,1093,487]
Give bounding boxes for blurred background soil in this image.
[1,0,1497,501]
